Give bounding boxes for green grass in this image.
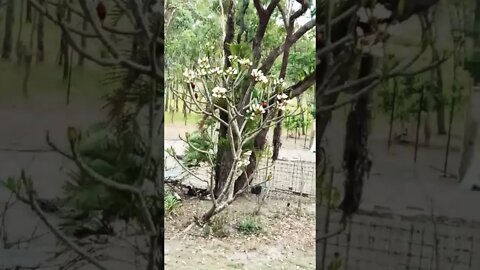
[237,215,263,235]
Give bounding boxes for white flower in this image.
[276,93,290,111]
[238,158,250,168]
[225,66,238,76]
[273,78,285,88]
[356,27,364,37]
[212,86,228,98]
[246,102,266,120]
[197,57,209,69]
[238,151,252,167]
[243,150,252,157]
[238,58,253,66]
[276,93,289,100]
[356,7,369,23]
[183,68,196,83]
[373,3,391,20]
[198,68,207,76]
[251,69,268,83]
[209,67,222,75]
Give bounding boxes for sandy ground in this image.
[323,109,480,221]
[164,197,315,270]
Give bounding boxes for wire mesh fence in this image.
[251,158,316,200]
[319,207,480,270]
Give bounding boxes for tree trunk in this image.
[26,0,32,23]
[15,0,25,64]
[436,99,446,134]
[338,54,374,221]
[214,0,236,197]
[459,86,480,189]
[36,0,44,63]
[424,110,432,147]
[214,109,231,197]
[233,0,355,195]
[434,64,447,134]
[271,111,283,160]
[2,0,15,60]
[233,126,268,193]
[62,39,69,81]
[78,18,88,65]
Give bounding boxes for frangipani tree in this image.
[169,54,299,223]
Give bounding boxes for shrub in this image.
[238,215,262,234]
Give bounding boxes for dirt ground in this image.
[164,196,315,270]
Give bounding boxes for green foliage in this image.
[238,215,263,234]
[62,121,148,229]
[229,42,252,59]
[377,76,433,123]
[164,190,181,216]
[183,131,214,167]
[284,109,313,133]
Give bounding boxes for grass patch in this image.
[238,215,263,235]
[164,190,181,216]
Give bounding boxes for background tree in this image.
[1,0,14,59]
[316,0,452,226]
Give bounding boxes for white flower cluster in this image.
[276,93,290,111]
[251,69,268,84]
[198,57,210,69]
[228,55,253,67]
[355,3,390,58]
[183,68,196,83]
[273,77,285,88]
[210,67,223,76]
[212,86,228,99]
[237,150,252,168]
[356,4,391,23]
[246,102,266,120]
[225,66,238,76]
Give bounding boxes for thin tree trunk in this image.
[175,81,179,112]
[1,0,15,60]
[23,11,36,98]
[26,0,32,23]
[62,37,69,81]
[165,86,170,111]
[15,0,25,64]
[78,18,87,65]
[271,22,293,161]
[36,0,44,63]
[271,112,284,160]
[214,0,235,197]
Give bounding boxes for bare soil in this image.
[164,196,315,270]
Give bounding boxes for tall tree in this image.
[215,0,316,195]
[36,0,44,62]
[1,0,15,60]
